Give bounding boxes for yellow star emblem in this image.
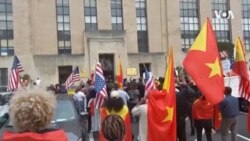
[205,58,222,78]
[161,106,173,122]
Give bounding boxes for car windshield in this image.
[51,101,76,123]
[5,100,76,127]
[0,92,12,106]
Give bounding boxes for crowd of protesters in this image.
[53,75,238,141]
[0,73,240,141]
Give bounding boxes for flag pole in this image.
[227,71,232,86]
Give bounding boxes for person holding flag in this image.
[192,94,214,141]
[147,47,176,141]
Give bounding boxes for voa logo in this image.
[214,10,234,19]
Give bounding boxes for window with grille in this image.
[56,0,71,54]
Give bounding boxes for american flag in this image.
[65,66,80,90]
[219,51,228,58]
[94,62,107,109]
[144,66,155,92]
[7,56,24,91]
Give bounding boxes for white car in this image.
[0,92,12,128]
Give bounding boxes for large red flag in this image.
[183,18,224,105]
[116,56,123,88]
[147,47,176,141]
[232,36,250,132]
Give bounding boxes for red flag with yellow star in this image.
[116,56,123,88]
[147,47,176,141]
[183,18,224,105]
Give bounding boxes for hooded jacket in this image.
[2,129,68,141]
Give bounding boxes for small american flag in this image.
[94,62,107,109]
[220,51,228,58]
[65,66,80,90]
[7,56,24,91]
[144,66,155,92]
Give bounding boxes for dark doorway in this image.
[58,66,72,84]
[99,54,114,82]
[139,63,151,77]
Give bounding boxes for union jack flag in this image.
[7,56,24,91]
[94,62,107,109]
[65,66,80,90]
[144,65,155,92]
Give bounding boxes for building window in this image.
[179,0,199,50]
[56,0,71,54]
[212,0,231,42]
[111,0,123,30]
[136,0,148,52]
[242,0,250,51]
[0,68,7,92]
[0,0,14,56]
[84,0,97,31]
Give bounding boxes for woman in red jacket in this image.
[2,89,68,141]
[192,95,214,141]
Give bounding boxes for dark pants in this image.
[177,118,187,141]
[194,119,213,141]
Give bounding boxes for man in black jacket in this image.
[176,84,196,141]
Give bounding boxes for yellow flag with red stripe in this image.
[116,56,123,88]
[163,47,174,93]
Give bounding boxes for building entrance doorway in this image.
[58,66,72,84]
[99,54,114,82]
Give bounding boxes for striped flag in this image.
[219,51,228,58]
[232,37,250,99]
[94,62,107,109]
[7,56,24,91]
[65,66,80,90]
[144,65,155,92]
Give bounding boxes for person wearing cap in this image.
[2,89,67,141]
[99,90,132,141]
